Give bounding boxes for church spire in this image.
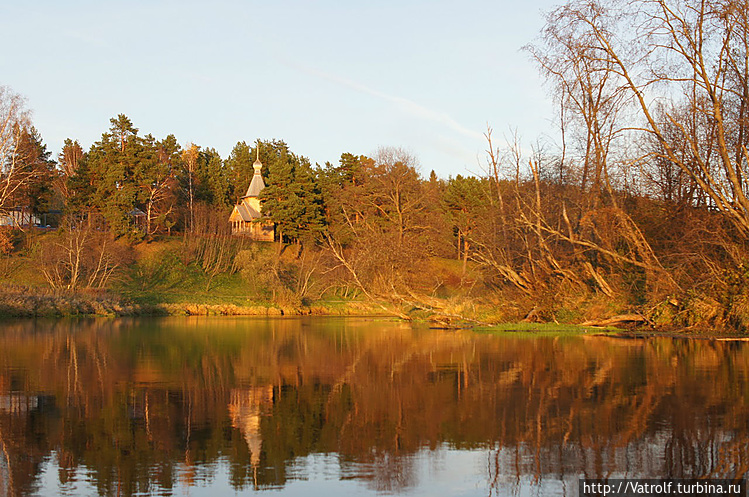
[252,143,262,176]
[245,142,265,197]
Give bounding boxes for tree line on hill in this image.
[2,0,749,329]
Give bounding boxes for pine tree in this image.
[442,175,489,269]
[256,140,325,244]
[139,134,179,235]
[12,125,55,224]
[66,154,96,218]
[224,141,253,202]
[317,153,372,245]
[87,114,143,236]
[57,138,85,201]
[198,148,229,207]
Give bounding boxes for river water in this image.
[0,317,747,496]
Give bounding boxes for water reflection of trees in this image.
[0,319,748,496]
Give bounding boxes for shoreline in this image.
[0,287,390,319]
[1,286,745,337]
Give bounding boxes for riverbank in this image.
[0,285,391,318]
[0,284,743,336]
[5,234,749,334]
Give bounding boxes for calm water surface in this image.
[0,317,747,496]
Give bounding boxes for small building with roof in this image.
[229,155,275,241]
[0,208,40,228]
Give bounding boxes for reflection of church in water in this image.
[228,386,274,473]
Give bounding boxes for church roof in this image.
[231,202,262,222]
[244,158,265,197]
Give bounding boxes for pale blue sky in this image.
[1,0,560,178]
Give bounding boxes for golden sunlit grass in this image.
[473,322,623,335]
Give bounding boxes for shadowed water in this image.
[0,317,747,496]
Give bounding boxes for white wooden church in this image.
[228,155,274,241]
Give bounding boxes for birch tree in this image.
[539,0,749,234]
[0,86,32,219]
[181,143,199,232]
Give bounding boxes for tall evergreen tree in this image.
[255,140,325,244]
[139,134,179,235]
[317,153,373,245]
[197,148,229,207]
[66,153,96,219]
[57,138,85,202]
[12,126,56,223]
[224,141,254,202]
[442,175,490,269]
[88,115,137,234]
